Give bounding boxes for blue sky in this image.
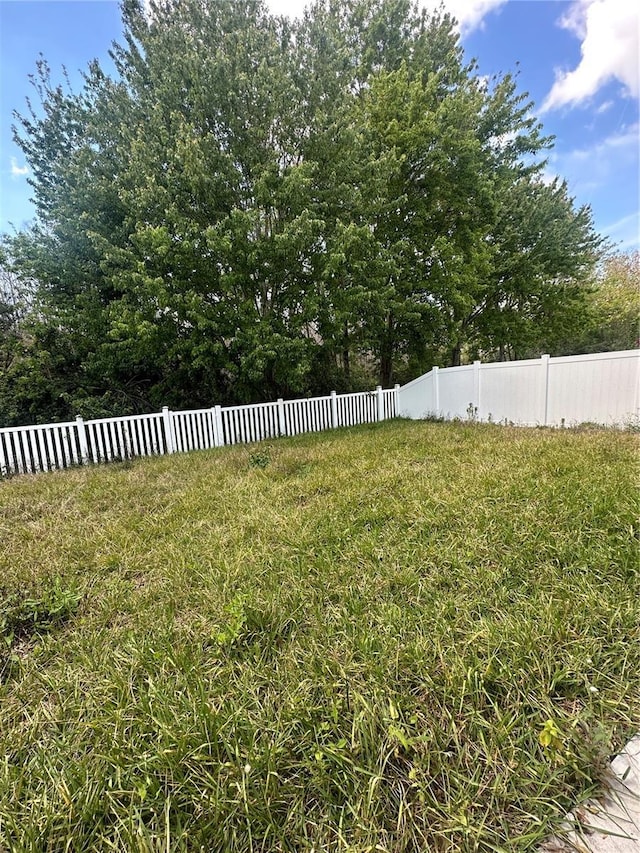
[1,0,638,249]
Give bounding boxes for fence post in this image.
[376,386,384,421]
[542,354,550,426]
[330,390,338,429]
[473,360,481,420]
[433,366,440,416]
[277,398,286,437]
[162,407,175,454]
[75,416,89,465]
[394,383,400,417]
[212,405,224,447]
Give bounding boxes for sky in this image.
[1,0,638,250]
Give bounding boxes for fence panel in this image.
[383,389,397,419]
[219,402,281,446]
[437,366,474,420]
[480,358,546,425]
[547,351,639,427]
[335,392,378,428]
[397,372,436,418]
[0,421,81,476]
[84,414,167,463]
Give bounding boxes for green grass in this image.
[0,419,638,852]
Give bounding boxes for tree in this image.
[579,251,639,353]
[470,177,604,361]
[2,0,605,423]
[530,250,638,357]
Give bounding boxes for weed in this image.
[0,578,81,643]
[248,447,271,469]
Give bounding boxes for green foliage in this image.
[561,251,639,355]
[249,447,271,469]
[0,0,604,424]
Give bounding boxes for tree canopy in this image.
[1,0,607,424]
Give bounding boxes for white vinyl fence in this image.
[397,350,640,428]
[2,350,636,478]
[0,387,398,478]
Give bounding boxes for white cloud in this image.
[595,100,614,114]
[427,0,507,35]
[144,0,504,34]
[542,0,639,112]
[265,0,506,33]
[562,123,639,167]
[546,123,638,201]
[10,158,29,178]
[603,211,640,250]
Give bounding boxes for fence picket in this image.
[26,431,39,472]
[5,434,17,474]
[51,427,63,468]
[132,419,142,455]
[191,413,199,449]
[36,429,48,471]
[70,426,80,465]
[183,415,191,451]
[18,433,28,473]
[60,429,70,467]
[140,418,151,455]
[18,433,29,473]
[172,416,181,453]
[10,434,21,474]
[185,414,194,450]
[115,420,125,459]
[107,422,117,460]
[29,431,40,472]
[23,432,33,472]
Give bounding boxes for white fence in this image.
[0,387,398,478]
[397,350,640,427]
[3,350,637,478]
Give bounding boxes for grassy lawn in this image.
[0,419,638,852]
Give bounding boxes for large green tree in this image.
[1,0,604,424]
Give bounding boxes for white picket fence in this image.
[397,350,640,428]
[0,387,398,478]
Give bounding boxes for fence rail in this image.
[0,387,398,478]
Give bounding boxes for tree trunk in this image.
[380,312,394,386]
[450,344,461,367]
[342,321,350,382]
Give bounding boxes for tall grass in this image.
[0,420,637,851]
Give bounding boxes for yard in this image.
[0,419,638,851]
